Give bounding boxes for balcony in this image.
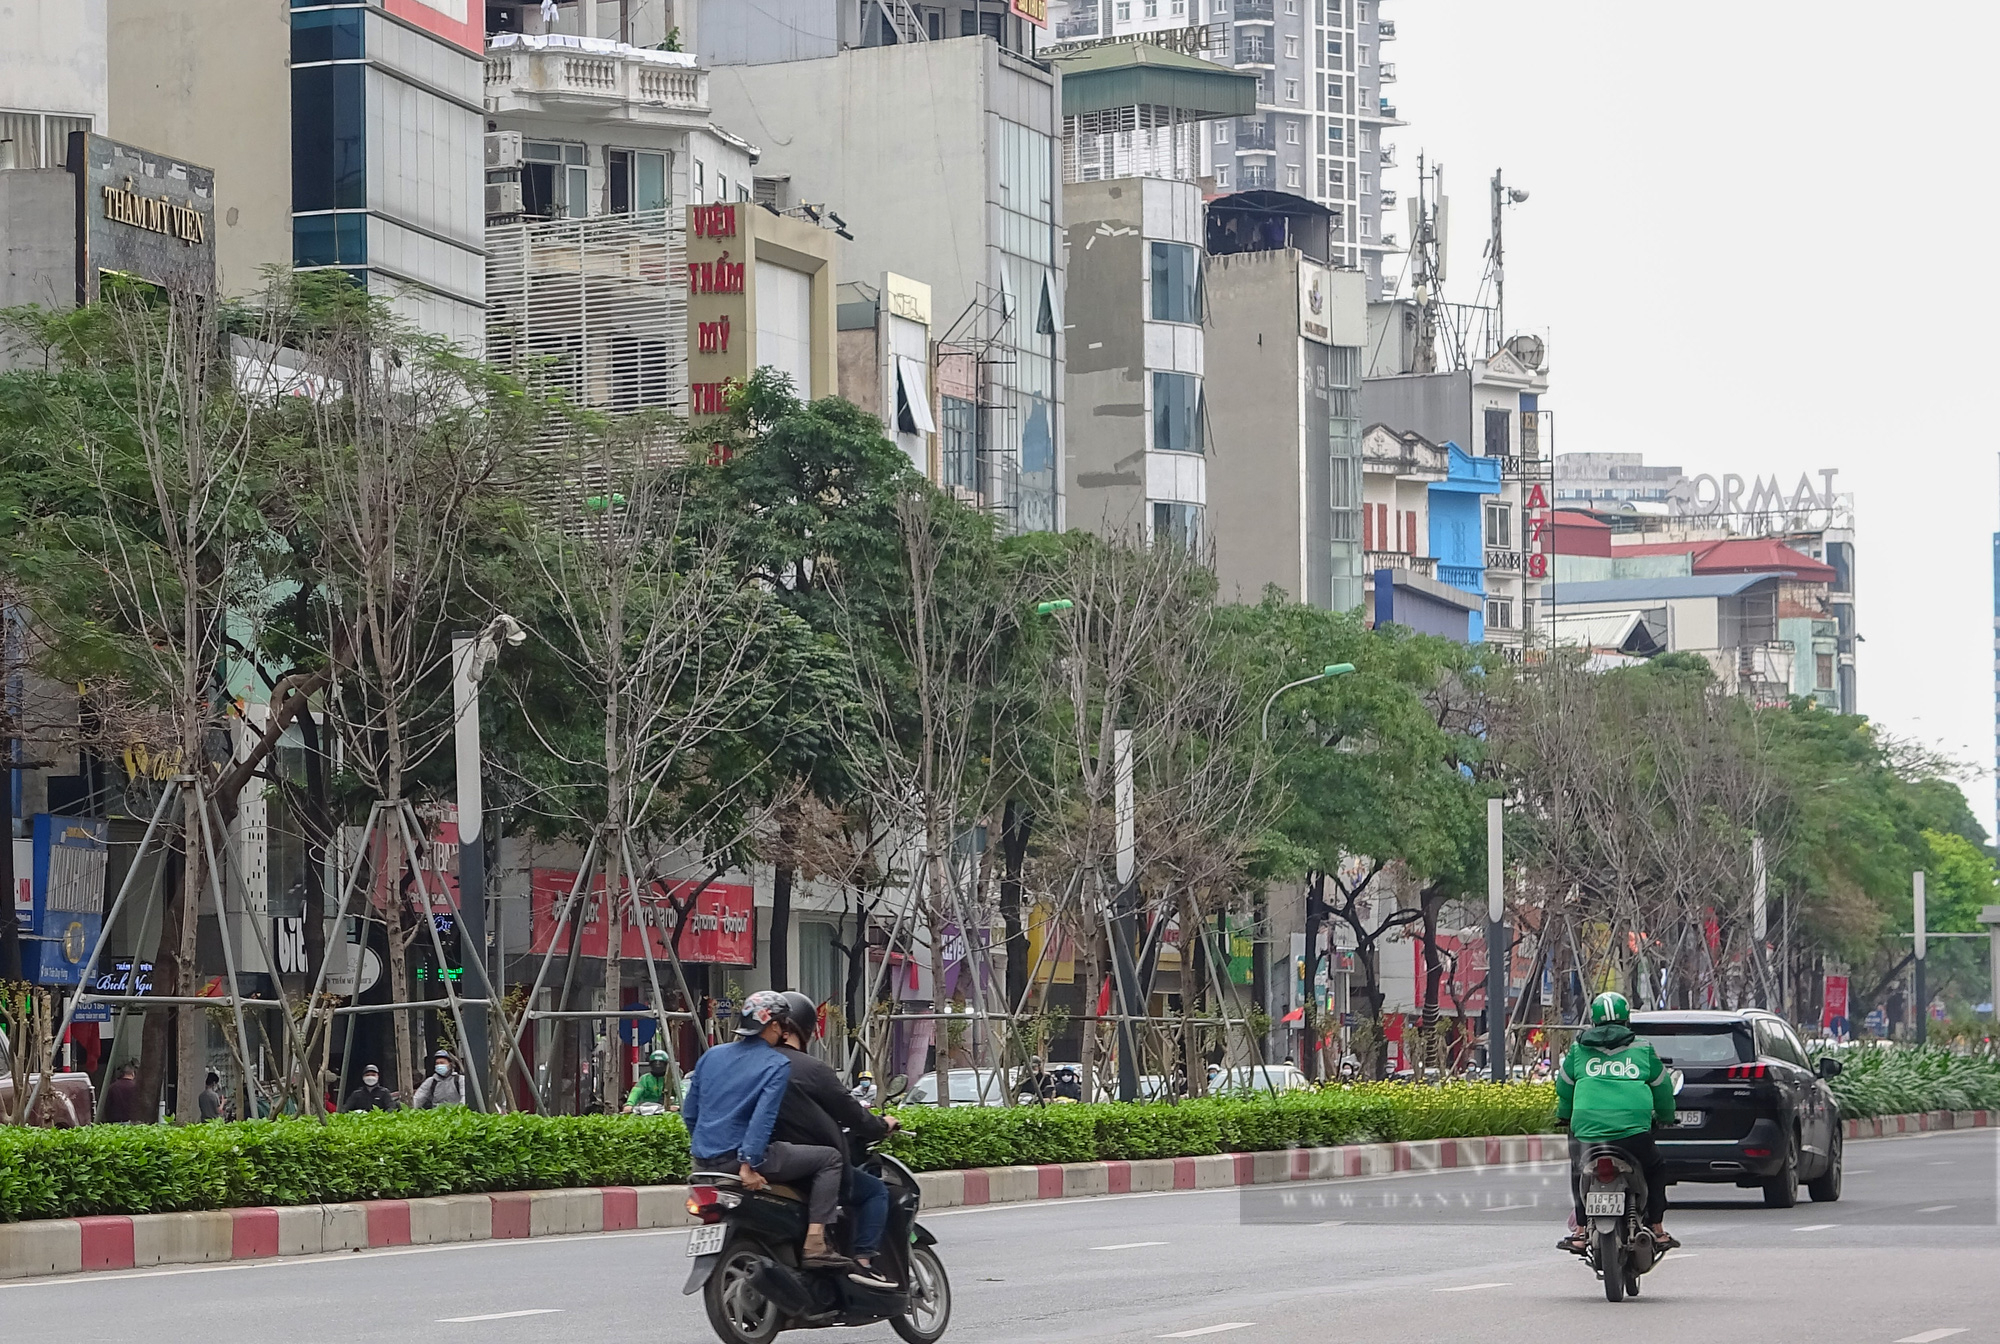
[1379,189,1397,208]
[1365,551,1437,579]
[1234,0,1276,20]
[1234,40,1275,65]
[1377,142,1397,168]
[1237,127,1276,152]
[485,34,710,129]
[1238,165,1273,190]
[1376,98,1397,119]
[1378,62,1397,82]
[1377,18,1397,37]
[1438,563,1482,592]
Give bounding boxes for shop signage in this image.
[687,202,750,427]
[101,177,208,246]
[1668,468,1841,522]
[93,959,155,995]
[1299,261,1332,344]
[1011,0,1049,26]
[688,251,745,295]
[75,134,216,304]
[29,815,108,986]
[529,870,756,966]
[697,315,732,355]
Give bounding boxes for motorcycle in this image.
[1572,1144,1662,1302]
[682,1145,950,1344]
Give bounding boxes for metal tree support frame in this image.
[505,825,711,1113]
[29,779,271,1121]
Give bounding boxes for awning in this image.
[895,356,937,435]
[1051,42,1259,120]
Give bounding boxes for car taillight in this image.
[1726,1063,1768,1080]
[1594,1157,1617,1183]
[1742,1147,1771,1158]
[686,1184,740,1223]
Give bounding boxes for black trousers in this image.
[1568,1132,1668,1225]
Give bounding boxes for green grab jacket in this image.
[1554,1023,1677,1140]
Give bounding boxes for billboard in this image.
[29,815,109,986]
[529,870,756,966]
[74,134,216,304]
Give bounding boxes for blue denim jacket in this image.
[680,1036,792,1167]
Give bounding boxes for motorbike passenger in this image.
[680,989,852,1269]
[626,1048,674,1111]
[772,992,902,1291]
[1555,991,1679,1253]
[1016,1056,1057,1105]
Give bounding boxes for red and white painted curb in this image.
[0,1110,1985,1281]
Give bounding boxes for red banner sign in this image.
[529,869,756,966]
[1821,974,1850,1033]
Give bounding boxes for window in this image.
[941,395,978,490]
[1359,216,1372,239]
[1216,165,1230,187]
[1172,0,1185,13]
[1360,171,1372,194]
[1327,78,1343,107]
[1285,0,1297,11]
[290,9,365,62]
[1284,78,1299,101]
[1486,598,1514,631]
[1816,653,1834,689]
[1326,36,1343,58]
[717,172,730,201]
[1152,501,1202,551]
[1359,43,1370,64]
[1284,34,1299,57]
[962,8,1005,38]
[292,64,367,211]
[1152,372,1205,454]
[1286,165,1301,188]
[895,357,937,435]
[293,212,367,266]
[607,149,669,214]
[1482,405,1511,457]
[1255,77,1269,102]
[694,159,705,201]
[1116,0,1131,18]
[1484,503,1511,548]
[1150,242,1201,322]
[1144,0,1157,16]
[1216,122,1230,144]
[1328,122,1344,144]
[1285,121,1300,144]
[522,140,588,218]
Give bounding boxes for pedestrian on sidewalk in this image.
[340,1064,400,1112]
[412,1049,467,1109]
[197,1070,223,1122]
[102,1063,141,1123]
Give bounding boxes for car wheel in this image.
[1762,1131,1799,1209]
[1807,1125,1842,1203]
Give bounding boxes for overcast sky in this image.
[1389,1,2000,836]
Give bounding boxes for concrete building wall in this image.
[0,1,108,131]
[1361,369,1471,450]
[1204,247,1304,603]
[108,0,291,299]
[694,0,842,65]
[0,169,76,367]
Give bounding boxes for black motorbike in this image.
[1572,1144,1662,1302]
[682,1147,950,1344]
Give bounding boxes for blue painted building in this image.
[1428,444,1501,642]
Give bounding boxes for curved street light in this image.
[1260,663,1355,740]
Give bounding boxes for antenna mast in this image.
[1487,167,1528,356]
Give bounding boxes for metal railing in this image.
[1438,563,1482,591]
[1364,550,1437,578]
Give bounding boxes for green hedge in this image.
[0,1083,1557,1222]
[0,1110,690,1224]
[1825,1046,2000,1119]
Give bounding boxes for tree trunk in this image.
[297,706,330,988]
[1417,888,1444,1076]
[600,838,625,1110]
[172,786,206,1122]
[999,800,1030,1016]
[135,842,185,1120]
[926,852,950,1105]
[384,855,415,1100]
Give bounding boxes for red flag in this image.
[1096,975,1112,1017]
[1280,1007,1304,1024]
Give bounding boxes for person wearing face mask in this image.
[340,1063,400,1112]
[625,1049,674,1111]
[411,1049,467,1109]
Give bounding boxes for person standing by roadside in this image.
[340,1064,400,1113]
[197,1070,223,1121]
[101,1063,141,1123]
[412,1049,467,1109]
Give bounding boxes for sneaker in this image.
[847,1266,899,1291]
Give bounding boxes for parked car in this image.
[1207,1064,1312,1096]
[905,1068,1008,1106]
[1630,1009,1843,1206]
[0,1029,95,1126]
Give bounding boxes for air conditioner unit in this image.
[485,180,523,217]
[485,131,525,171]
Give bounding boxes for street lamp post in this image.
[1260,664,1355,741]
[1487,798,1506,1082]
[1912,870,1927,1045]
[451,614,525,1107]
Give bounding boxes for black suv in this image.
[1630,1010,1844,1207]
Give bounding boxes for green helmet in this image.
[1589,991,1630,1025]
[648,1049,671,1064]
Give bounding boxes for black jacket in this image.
[773,1045,888,1165]
[340,1081,399,1113]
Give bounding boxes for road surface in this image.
[3,1127,1992,1343]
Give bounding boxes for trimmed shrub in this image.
[1825,1046,2000,1119]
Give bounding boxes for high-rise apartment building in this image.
[108,0,486,346]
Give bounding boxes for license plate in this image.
[1674,1110,1704,1127]
[687,1223,726,1257]
[1584,1191,1626,1217]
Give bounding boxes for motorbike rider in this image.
[625,1048,674,1111]
[680,989,852,1269]
[1016,1056,1057,1105]
[772,992,901,1291]
[1555,991,1679,1253]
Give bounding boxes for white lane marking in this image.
[1793,1223,1838,1231]
[1895,1331,1967,1343]
[1927,1161,1955,1166]
[1435,1282,1510,1293]
[1917,1205,1957,1214]
[439,1309,562,1323]
[1159,1325,1256,1338]
[1475,1203,1533,1213]
[1093,1241,1169,1251]
[1845,1169,1873,1175]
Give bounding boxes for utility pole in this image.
[451,615,524,1105]
[1752,835,1768,1007]
[1110,728,1143,1103]
[1912,871,1927,1045]
[1487,169,1528,355]
[1486,798,1505,1082]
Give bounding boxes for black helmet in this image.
[736,989,791,1037]
[780,992,818,1039]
